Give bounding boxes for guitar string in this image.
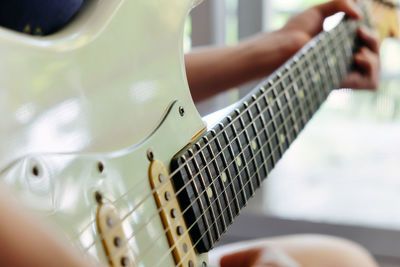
[159,37,354,266]
[100,28,355,267]
[137,88,328,266]
[73,26,333,240]
[128,23,355,265]
[169,22,361,267]
[168,10,364,267]
[80,15,355,258]
[80,21,354,262]
[91,30,349,264]
[80,21,353,255]
[136,40,349,266]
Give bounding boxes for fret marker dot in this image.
[299,90,304,99]
[279,134,286,143]
[251,140,257,150]
[236,157,242,167]
[207,187,213,199]
[221,172,227,183]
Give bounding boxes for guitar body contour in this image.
[1,0,399,266]
[0,0,207,266]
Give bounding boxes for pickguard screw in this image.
[146,149,154,161]
[121,256,129,266]
[95,191,103,204]
[114,236,121,247]
[97,161,104,173]
[179,106,185,117]
[32,165,40,176]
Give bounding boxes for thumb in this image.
[220,248,261,267]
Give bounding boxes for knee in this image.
[272,234,378,267]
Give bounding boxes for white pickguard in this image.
[0,0,207,266]
[0,0,204,169]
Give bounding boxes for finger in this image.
[357,26,380,54]
[220,248,260,267]
[340,71,365,89]
[316,0,363,20]
[354,47,380,75]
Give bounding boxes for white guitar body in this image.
[0,0,207,266]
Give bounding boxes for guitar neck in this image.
[172,18,361,253]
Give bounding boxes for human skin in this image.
[185,0,380,103]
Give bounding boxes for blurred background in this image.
[185,0,400,266]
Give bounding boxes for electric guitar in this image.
[0,0,398,266]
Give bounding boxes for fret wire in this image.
[298,53,318,119]
[336,24,350,80]
[207,131,233,226]
[327,27,341,87]
[245,98,263,187]
[285,68,301,137]
[197,142,221,239]
[276,79,291,151]
[270,85,284,157]
[319,33,335,95]
[306,49,322,114]
[253,99,269,179]
[187,150,214,247]
[304,48,320,116]
[221,127,241,214]
[290,66,308,130]
[310,42,327,106]
[271,84,286,161]
[327,34,340,88]
[316,35,330,99]
[340,22,353,73]
[237,107,256,196]
[212,129,235,222]
[229,113,248,204]
[202,140,227,228]
[337,22,352,79]
[260,99,275,169]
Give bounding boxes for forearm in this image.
[0,184,100,267]
[185,29,307,102]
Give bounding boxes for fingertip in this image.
[344,0,363,19]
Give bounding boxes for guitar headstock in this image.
[367,0,399,42]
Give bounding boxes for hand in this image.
[244,0,379,90]
[340,27,380,89]
[219,246,300,267]
[281,0,380,90]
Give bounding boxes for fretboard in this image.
[171,17,362,253]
